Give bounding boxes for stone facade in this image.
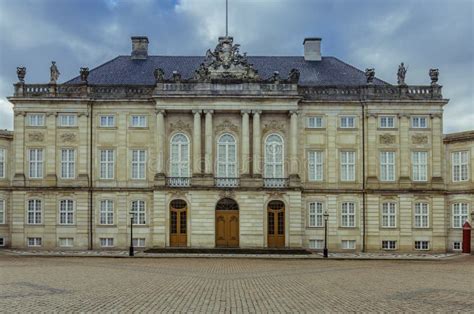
[0,36,472,253]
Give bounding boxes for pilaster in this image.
[204,110,213,175]
[252,110,262,177]
[241,110,250,176]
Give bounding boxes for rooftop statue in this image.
[365,68,375,84]
[397,62,407,86]
[50,61,60,84]
[154,68,165,83]
[288,69,300,84]
[17,66,26,83]
[429,68,439,86]
[80,67,89,83]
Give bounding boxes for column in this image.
[192,110,202,175]
[204,110,213,174]
[252,110,262,176]
[399,114,410,180]
[289,110,298,175]
[241,110,250,176]
[156,110,166,175]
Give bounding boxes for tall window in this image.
[29,148,43,178]
[452,203,469,228]
[99,200,114,225]
[61,149,75,179]
[131,200,146,225]
[131,150,146,180]
[340,151,355,181]
[170,133,190,177]
[0,199,4,224]
[380,151,395,181]
[308,151,323,181]
[0,148,5,178]
[414,202,429,228]
[264,134,284,178]
[28,114,45,126]
[217,134,237,178]
[58,114,77,127]
[341,202,356,227]
[59,200,74,225]
[99,149,114,179]
[27,199,42,224]
[308,202,323,227]
[412,151,428,181]
[381,202,396,228]
[452,151,469,182]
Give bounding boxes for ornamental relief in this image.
[412,134,429,145]
[169,120,192,134]
[379,134,396,145]
[169,190,187,199]
[28,132,44,142]
[60,133,76,143]
[262,120,286,135]
[215,119,239,134]
[219,189,236,199]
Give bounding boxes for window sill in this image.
[337,128,358,131]
[96,224,117,227]
[306,226,324,229]
[57,126,78,129]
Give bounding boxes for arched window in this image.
[170,133,189,177]
[265,134,284,178]
[216,198,239,211]
[217,133,237,178]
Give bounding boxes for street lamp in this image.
[323,211,329,258]
[129,213,134,257]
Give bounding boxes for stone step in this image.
[144,247,312,255]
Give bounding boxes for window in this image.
[411,116,428,128]
[131,150,146,180]
[308,202,324,227]
[27,237,42,247]
[452,203,469,228]
[100,238,114,247]
[0,199,4,224]
[264,134,284,178]
[28,148,43,178]
[340,151,355,181]
[99,200,114,225]
[133,238,146,247]
[99,115,115,127]
[414,203,429,228]
[217,134,237,178]
[452,151,469,182]
[59,238,74,247]
[341,240,356,249]
[131,200,146,225]
[381,202,396,228]
[60,149,75,179]
[453,241,461,251]
[340,116,355,128]
[412,151,428,181]
[0,148,5,178]
[170,133,190,177]
[27,200,42,224]
[414,241,429,250]
[99,149,114,179]
[307,116,323,128]
[58,114,77,127]
[59,200,74,225]
[380,151,395,181]
[131,115,147,127]
[0,237,4,246]
[341,202,356,227]
[309,239,324,249]
[308,151,323,181]
[382,240,397,250]
[28,114,45,126]
[380,116,395,128]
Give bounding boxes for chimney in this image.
[303,38,322,61]
[131,36,149,60]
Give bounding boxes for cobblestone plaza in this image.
[0,255,472,312]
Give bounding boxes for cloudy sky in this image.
[0,0,472,132]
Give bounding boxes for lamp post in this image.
[129,213,134,257]
[323,211,329,258]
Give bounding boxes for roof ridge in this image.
[330,56,391,86]
[64,55,122,84]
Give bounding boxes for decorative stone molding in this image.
[60,133,76,143]
[366,113,378,118]
[219,189,235,199]
[412,134,429,144]
[215,119,239,134]
[263,120,286,135]
[203,109,214,114]
[191,109,202,115]
[241,109,251,115]
[28,132,44,142]
[169,190,187,199]
[430,113,442,119]
[288,110,299,116]
[155,109,166,116]
[169,120,191,134]
[14,111,26,117]
[379,134,396,145]
[266,191,286,198]
[78,112,89,117]
[252,110,262,115]
[46,112,57,117]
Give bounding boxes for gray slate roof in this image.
[66,56,388,86]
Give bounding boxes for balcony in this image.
[263,178,289,188]
[215,177,240,188]
[166,177,191,187]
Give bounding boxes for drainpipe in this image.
[88,101,93,250]
[361,97,367,253]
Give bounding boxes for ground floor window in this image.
[414,241,429,250]
[0,237,4,246]
[59,237,74,247]
[341,240,356,250]
[100,238,114,247]
[453,241,461,251]
[133,238,146,247]
[309,239,323,249]
[382,240,397,250]
[27,237,42,247]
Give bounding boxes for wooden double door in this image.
[215,198,239,248]
[170,200,187,247]
[267,201,285,248]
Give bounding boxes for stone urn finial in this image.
[50,61,60,84]
[429,68,439,86]
[365,68,375,84]
[16,66,26,83]
[172,70,181,82]
[80,67,89,83]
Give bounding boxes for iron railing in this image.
[214,177,240,188]
[166,177,191,187]
[263,178,289,188]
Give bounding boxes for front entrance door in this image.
[215,198,239,247]
[267,200,285,248]
[170,199,187,247]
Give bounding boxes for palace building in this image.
[0,35,473,252]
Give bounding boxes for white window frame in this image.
[59,237,74,247]
[340,116,356,128]
[341,240,356,250]
[27,237,42,247]
[99,115,115,127]
[0,199,4,224]
[216,133,237,178]
[412,151,428,182]
[379,116,395,128]
[28,148,43,178]
[382,240,397,250]
[99,200,114,225]
[0,148,5,178]
[131,115,147,128]
[58,114,77,127]
[381,202,397,228]
[132,238,146,247]
[341,202,356,227]
[411,116,428,128]
[170,133,190,178]
[453,241,461,251]
[380,151,396,182]
[308,201,324,227]
[27,199,42,224]
[131,200,146,225]
[414,240,430,250]
[264,134,284,179]
[309,239,324,249]
[452,151,469,182]
[340,151,356,181]
[60,148,75,179]
[100,238,114,247]
[308,151,323,181]
[452,203,469,228]
[27,114,45,127]
[131,149,146,180]
[414,202,429,228]
[307,116,323,128]
[99,149,114,179]
[59,199,74,225]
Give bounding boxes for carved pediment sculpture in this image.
[169,120,191,134]
[219,189,235,199]
[60,133,76,143]
[412,134,428,144]
[28,132,44,142]
[379,134,396,145]
[263,120,286,134]
[215,120,239,134]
